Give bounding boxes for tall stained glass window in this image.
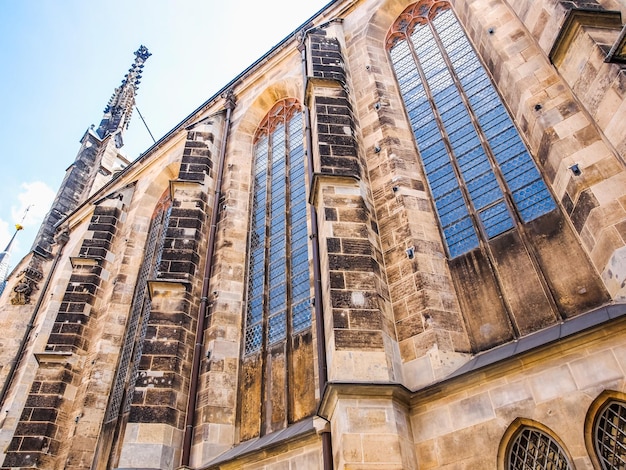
[387,1,556,258]
[245,98,311,355]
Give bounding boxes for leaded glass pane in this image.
[268,312,286,344]
[595,400,626,469]
[245,101,311,356]
[388,2,556,258]
[508,428,572,470]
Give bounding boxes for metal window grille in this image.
[595,400,626,469]
[508,427,572,470]
[103,200,170,421]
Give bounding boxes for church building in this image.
[1,0,626,468]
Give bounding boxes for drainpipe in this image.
[0,229,70,410]
[181,91,236,468]
[299,36,333,470]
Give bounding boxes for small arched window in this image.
[594,399,626,469]
[507,426,572,470]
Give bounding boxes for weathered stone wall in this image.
[307,22,401,384]
[2,187,135,469]
[410,315,626,468]
[118,122,220,469]
[344,0,474,389]
[457,0,626,299]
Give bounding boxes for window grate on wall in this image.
[387,1,556,258]
[595,400,626,469]
[104,196,171,422]
[508,428,572,470]
[244,99,312,355]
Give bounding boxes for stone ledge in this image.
[309,171,360,205]
[147,279,191,298]
[549,8,623,66]
[34,350,73,364]
[70,256,101,268]
[169,179,204,199]
[200,418,317,469]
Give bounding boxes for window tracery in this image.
[387,0,556,257]
[245,98,311,354]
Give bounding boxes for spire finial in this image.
[96,46,151,143]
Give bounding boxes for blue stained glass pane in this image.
[518,191,557,222]
[444,234,476,255]
[502,158,538,184]
[249,270,264,289]
[513,181,556,217]
[292,300,312,333]
[458,155,491,180]
[249,282,263,299]
[269,286,286,311]
[472,187,504,211]
[507,166,542,192]
[439,200,470,227]
[268,313,286,344]
[292,284,310,303]
[249,296,263,313]
[479,202,515,238]
[482,114,512,139]
[423,152,450,173]
[246,302,262,326]
[492,141,526,166]
[430,173,457,198]
[269,258,285,281]
[466,171,499,195]
[292,224,308,241]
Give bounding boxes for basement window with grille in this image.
[508,427,572,470]
[244,98,312,355]
[594,400,626,469]
[386,0,556,258]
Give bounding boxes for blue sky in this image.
[0,0,331,269]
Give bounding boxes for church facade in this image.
[1,0,626,468]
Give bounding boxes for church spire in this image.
[0,208,29,296]
[30,46,151,258]
[96,45,151,147]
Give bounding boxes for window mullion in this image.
[404,30,482,257]
[426,17,517,241]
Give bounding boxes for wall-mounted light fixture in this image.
[569,163,581,176]
[406,246,415,259]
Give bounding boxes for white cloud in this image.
[11,181,56,228]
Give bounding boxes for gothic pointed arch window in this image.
[593,399,626,469]
[239,98,315,439]
[386,0,556,258]
[507,426,573,470]
[245,97,312,354]
[96,189,171,468]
